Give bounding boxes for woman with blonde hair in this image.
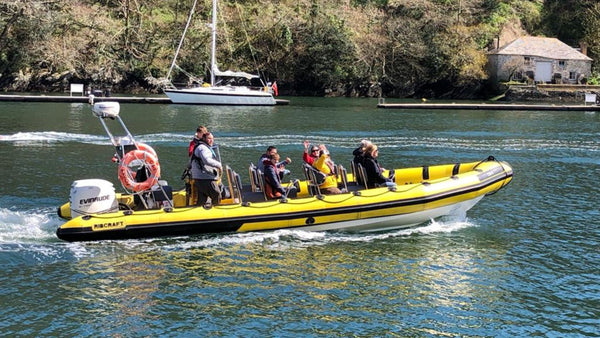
[362,143,394,188]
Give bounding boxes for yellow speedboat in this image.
[55,102,513,242]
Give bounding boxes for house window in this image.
[514,71,523,81]
[559,60,566,68]
[569,72,577,80]
[524,56,532,65]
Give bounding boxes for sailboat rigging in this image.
[164,0,277,105]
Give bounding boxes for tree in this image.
[583,2,600,73]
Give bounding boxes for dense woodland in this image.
[1,0,600,98]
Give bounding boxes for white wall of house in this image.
[489,54,591,83]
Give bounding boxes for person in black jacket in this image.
[352,139,371,167]
[362,143,394,188]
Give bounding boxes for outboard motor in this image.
[70,179,118,218]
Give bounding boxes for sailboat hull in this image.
[165,86,276,105]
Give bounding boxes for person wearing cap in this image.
[303,140,319,165]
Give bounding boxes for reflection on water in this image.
[0,99,598,336]
[27,221,510,336]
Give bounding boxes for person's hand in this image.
[285,157,291,164]
[303,140,309,149]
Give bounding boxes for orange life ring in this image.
[135,142,157,158]
[118,150,161,192]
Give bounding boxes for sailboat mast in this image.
[210,0,217,87]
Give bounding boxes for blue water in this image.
[0,98,599,336]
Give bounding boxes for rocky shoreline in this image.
[502,85,599,103]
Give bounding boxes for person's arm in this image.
[313,155,330,174]
[199,145,222,169]
[277,157,291,168]
[366,159,388,184]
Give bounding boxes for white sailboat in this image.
[164,0,277,105]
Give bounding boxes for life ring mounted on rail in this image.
[118,150,161,192]
[112,142,157,164]
[135,142,157,158]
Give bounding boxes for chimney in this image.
[580,41,588,55]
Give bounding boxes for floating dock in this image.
[377,101,600,111]
[0,94,289,105]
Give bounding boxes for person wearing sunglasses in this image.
[303,140,320,165]
[312,144,342,195]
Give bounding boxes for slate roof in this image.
[490,36,592,61]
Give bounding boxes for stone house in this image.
[488,36,592,84]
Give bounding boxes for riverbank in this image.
[0,93,290,105]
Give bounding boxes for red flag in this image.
[272,81,279,96]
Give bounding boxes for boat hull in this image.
[56,158,513,242]
[164,86,276,105]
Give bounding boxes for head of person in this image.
[365,144,378,157]
[196,125,208,138]
[268,152,280,163]
[309,145,319,157]
[318,144,329,157]
[359,139,372,151]
[266,146,277,156]
[203,132,214,145]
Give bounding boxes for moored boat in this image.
[55,102,513,242]
[163,0,277,106]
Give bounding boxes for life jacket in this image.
[191,142,219,177]
[264,182,282,199]
[263,163,283,199]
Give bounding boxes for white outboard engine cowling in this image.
[70,179,118,218]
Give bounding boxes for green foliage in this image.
[583,2,600,73]
[541,0,587,45]
[0,0,597,97]
[287,10,357,94]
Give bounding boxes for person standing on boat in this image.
[191,132,222,208]
[188,125,208,157]
[257,146,291,178]
[313,144,342,195]
[303,140,319,165]
[362,144,395,188]
[185,125,208,205]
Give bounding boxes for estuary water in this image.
[0,97,598,336]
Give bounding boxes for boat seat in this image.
[356,163,369,189]
[301,162,311,181]
[302,163,322,196]
[256,168,267,200]
[350,161,360,185]
[225,165,243,204]
[338,164,348,192]
[234,172,243,196]
[248,162,261,192]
